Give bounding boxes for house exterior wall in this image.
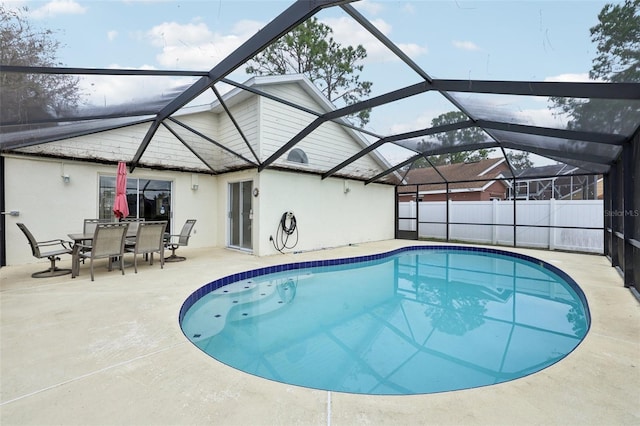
[4,155,217,266]
[254,170,394,256]
[210,168,394,257]
[4,77,396,265]
[5,156,394,265]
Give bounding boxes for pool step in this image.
[226,277,297,322]
[183,277,295,342]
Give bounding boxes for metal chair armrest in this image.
[38,239,74,250]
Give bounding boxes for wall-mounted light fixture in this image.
[191,174,199,191]
[60,163,70,184]
[343,180,351,194]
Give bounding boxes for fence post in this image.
[549,198,556,251]
[447,198,452,242]
[410,200,416,232]
[492,199,498,245]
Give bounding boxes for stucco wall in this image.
[255,170,395,256]
[4,155,217,265]
[6,157,394,265]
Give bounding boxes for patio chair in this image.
[16,223,73,278]
[125,221,167,273]
[76,222,129,281]
[80,218,111,259]
[121,217,145,239]
[164,219,196,262]
[83,218,112,235]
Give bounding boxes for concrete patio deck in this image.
[1,240,638,425]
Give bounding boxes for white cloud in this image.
[514,107,567,128]
[357,0,384,15]
[78,65,199,107]
[29,0,86,19]
[77,17,264,104]
[544,73,593,82]
[452,40,481,51]
[323,16,427,63]
[387,109,439,135]
[146,19,262,70]
[402,4,416,15]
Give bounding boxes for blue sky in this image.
[5,0,615,164]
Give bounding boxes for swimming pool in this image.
[180,246,590,395]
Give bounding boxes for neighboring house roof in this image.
[399,157,509,194]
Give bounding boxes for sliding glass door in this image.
[229,181,252,251]
[99,176,172,230]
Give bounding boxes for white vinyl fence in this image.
[398,199,604,253]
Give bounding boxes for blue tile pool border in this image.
[178,245,591,329]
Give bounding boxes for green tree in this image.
[552,0,639,134]
[414,111,492,167]
[245,17,372,126]
[506,151,533,171]
[591,0,639,82]
[0,5,80,125]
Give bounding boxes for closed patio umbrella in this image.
[113,161,129,220]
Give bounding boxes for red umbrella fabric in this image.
[113,161,129,219]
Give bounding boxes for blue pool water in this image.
[180,246,590,395]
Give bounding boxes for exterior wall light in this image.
[191,174,199,190]
[60,163,70,184]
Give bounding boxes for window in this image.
[99,176,172,230]
[287,148,308,164]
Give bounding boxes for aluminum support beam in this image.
[0,118,154,150]
[211,86,260,164]
[0,65,208,77]
[431,79,640,100]
[161,122,217,173]
[221,78,383,139]
[166,117,257,166]
[341,4,432,83]
[259,81,433,171]
[499,141,615,165]
[322,120,476,179]
[478,120,627,146]
[366,155,419,185]
[131,0,356,170]
[622,141,634,287]
[415,141,500,158]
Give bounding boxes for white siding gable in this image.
[18,112,218,172]
[258,81,384,178]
